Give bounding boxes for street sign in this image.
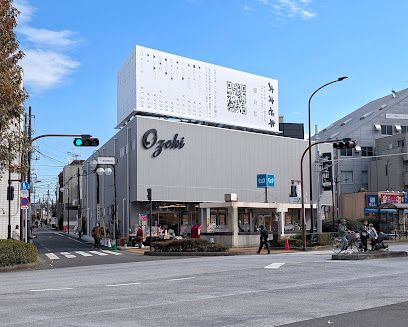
[20,197,29,209]
[20,181,29,190]
[97,157,115,165]
[257,174,275,188]
[20,190,29,197]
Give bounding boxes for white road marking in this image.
[75,251,93,257]
[89,251,109,256]
[264,263,285,269]
[30,288,73,292]
[45,253,60,260]
[167,277,195,282]
[101,250,122,255]
[60,252,76,258]
[106,282,141,287]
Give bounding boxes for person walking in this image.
[360,220,369,252]
[136,225,144,248]
[257,225,270,254]
[91,223,102,248]
[12,225,20,241]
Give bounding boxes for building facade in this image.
[81,115,333,247]
[79,45,333,247]
[316,88,408,195]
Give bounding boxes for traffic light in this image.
[333,138,357,149]
[147,188,152,201]
[6,186,14,201]
[73,137,99,147]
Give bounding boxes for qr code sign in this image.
[226,81,247,115]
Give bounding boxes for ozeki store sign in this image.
[257,174,275,188]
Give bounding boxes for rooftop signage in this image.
[118,45,279,132]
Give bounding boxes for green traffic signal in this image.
[73,137,99,147]
[74,138,83,146]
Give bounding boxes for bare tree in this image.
[0,0,28,173]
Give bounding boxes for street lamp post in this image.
[95,160,117,242]
[308,76,348,233]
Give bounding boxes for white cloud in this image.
[243,5,254,12]
[257,0,316,20]
[21,50,79,92]
[14,0,80,93]
[14,0,35,25]
[19,27,78,48]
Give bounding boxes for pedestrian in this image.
[91,223,102,248]
[136,225,144,248]
[360,220,369,252]
[77,223,82,240]
[12,225,20,241]
[257,225,270,254]
[368,223,378,250]
[338,219,349,250]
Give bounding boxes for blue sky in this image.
[13,0,408,200]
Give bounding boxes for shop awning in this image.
[364,208,398,213]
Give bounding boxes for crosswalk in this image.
[44,250,122,260]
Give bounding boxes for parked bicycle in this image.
[331,231,363,254]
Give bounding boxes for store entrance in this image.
[156,203,199,237]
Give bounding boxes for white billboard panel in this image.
[117,45,279,132]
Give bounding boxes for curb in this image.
[332,251,408,260]
[144,251,237,256]
[0,260,38,273]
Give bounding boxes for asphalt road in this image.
[1,243,408,326]
[32,228,172,269]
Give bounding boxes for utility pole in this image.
[77,167,81,238]
[67,181,70,234]
[47,189,50,225]
[27,106,32,236]
[7,142,12,239]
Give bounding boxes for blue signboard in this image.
[404,190,408,204]
[366,194,378,207]
[20,181,29,190]
[257,174,275,188]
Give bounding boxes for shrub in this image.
[0,240,38,267]
[151,238,228,252]
[318,233,332,246]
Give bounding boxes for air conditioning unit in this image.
[224,193,238,202]
[72,199,78,206]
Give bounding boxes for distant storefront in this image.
[341,191,408,232]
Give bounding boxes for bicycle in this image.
[331,231,363,254]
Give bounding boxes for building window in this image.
[341,171,354,184]
[397,139,405,148]
[340,148,353,156]
[361,146,374,156]
[402,126,408,133]
[381,125,393,135]
[361,171,368,185]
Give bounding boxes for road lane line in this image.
[101,250,122,255]
[89,251,109,256]
[75,251,93,257]
[30,288,73,292]
[167,277,195,282]
[264,263,285,269]
[106,282,141,287]
[60,252,76,258]
[45,253,60,260]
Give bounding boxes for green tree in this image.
[0,0,28,174]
